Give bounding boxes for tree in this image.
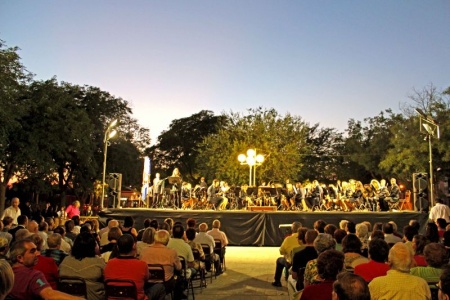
[0,40,33,213]
[380,84,450,188]
[196,108,309,185]
[146,110,227,182]
[299,125,344,182]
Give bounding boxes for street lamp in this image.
[238,149,264,186]
[100,119,118,210]
[415,108,440,207]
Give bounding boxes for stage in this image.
[98,208,429,246]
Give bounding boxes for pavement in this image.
[190,246,290,300]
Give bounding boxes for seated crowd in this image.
[0,212,228,300]
[273,218,450,300]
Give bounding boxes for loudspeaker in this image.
[107,173,122,208]
[413,173,429,212]
[248,206,277,211]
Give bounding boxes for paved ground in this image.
[191,246,290,300]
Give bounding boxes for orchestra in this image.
[147,169,404,212]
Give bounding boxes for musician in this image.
[377,179,390,211]
[199,177,208,189]
[291,182,305,209]
[171,168,182,208]
[207,179,225,210]
[152,173,161,207]
[385,178,400,209]
[219,181,230,210]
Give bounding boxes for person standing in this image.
[153,173,161,207]
[429,198,450,223]
[64,201,80,220]
[1,197,21,225]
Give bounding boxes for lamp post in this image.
[100,119,118,210]
[238,149,264,186]
[415,109,440,208]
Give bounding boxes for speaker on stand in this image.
[413,173,429,212]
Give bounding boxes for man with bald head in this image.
[194,222,222,274]
[140,230,181,297]
[100,219,119,246]
[369,242,431,299]
[1,197,21,225]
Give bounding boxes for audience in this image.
[382,222,402,245]
[354,238,390,282]
[303,233,336,287]
[0,259,14,300]
[30,234,59,290]
[426,222,441,243]
[410,242,448,283]
[104,234,163,300]
[136,226,156,257]
[140,230,181,298]
[369,242,431,299]
[59,232,106,300]
[438,265,450,300]
[300,249,344,300]
[332,272,370,300]
[8,238,82,299]
[121,216,138,238]
[41,233,68,266]
[194,222,221,274]
[207,219,228,261]
[341,234,369,269]
[413,234,429,267]
[272,221,302,287]
[288,229,318,295]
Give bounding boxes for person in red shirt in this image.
[300,249,344,300]
[8,238,82,300]
[354,238,390,282]
[30,234,59,289]
[104,234,165,300]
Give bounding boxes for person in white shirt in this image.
[1,197,21,225]
[429,198,450,223]
[194,222,222,274]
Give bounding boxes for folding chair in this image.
[201,244,215,283]
[58,276,87,298]
[179,256,195,300]
[105,279,138,300]
[148,264,173,300]
[214,239,226,271]
[192,248,207,290]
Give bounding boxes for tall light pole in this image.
[415,108,440,208]
[100,119,118,210]
[238,149,265,186]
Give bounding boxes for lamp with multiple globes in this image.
[238,149,264,186]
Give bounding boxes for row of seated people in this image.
[273,218,450,300]
[0,214,228,300]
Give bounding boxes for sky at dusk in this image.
[2,1,449,144]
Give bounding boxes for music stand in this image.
[260,187,277,197]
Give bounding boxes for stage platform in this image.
[98,208,428,247]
